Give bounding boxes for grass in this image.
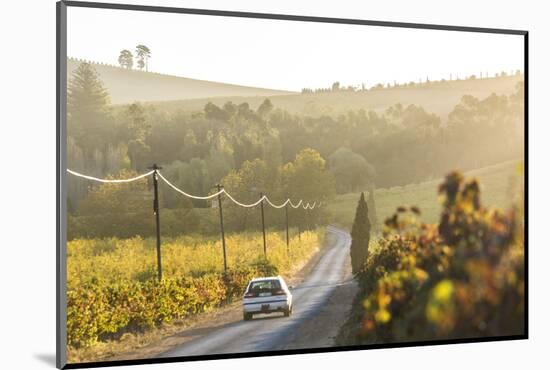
[329,159,524,230]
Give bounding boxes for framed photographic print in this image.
[56,1,527,368]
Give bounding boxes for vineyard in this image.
[339,168,524,344]
[67,229,322,348]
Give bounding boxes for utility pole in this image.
[298,219,301,241]
[260,192,267,258]
[149,163,162,281]
[216,184,228,273]
[285,204,290,255]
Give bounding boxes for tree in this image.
[204,102,229,121]
[350,192,371,274]
[75,169,155,238]
[67,136,87,212]
[118,49,134,69]
[124,103,151,141]
[400,104,441,128]
[257,98,274,117]
[281,148,335,229]
[127,139,151,171]
[105,143,131,176]
[221,159,271,232]
[79,169,149,216]
[160,160,206,209]
[328,147,375,193]
[135,44,151,71]
[67,62,112,157]
[281,148,335,203]
[118,103,152,171]
[206,132,235,184]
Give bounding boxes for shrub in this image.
[354,171,524,343]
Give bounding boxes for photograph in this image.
[59,2,526,367]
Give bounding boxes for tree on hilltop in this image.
[118,49,134,69]
[135,44,151,71]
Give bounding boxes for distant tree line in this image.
[301,70,524,94]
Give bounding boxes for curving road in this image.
[158,226,351,358]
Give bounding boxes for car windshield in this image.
[248,280,281,294]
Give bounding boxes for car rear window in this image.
[248,280,281,294]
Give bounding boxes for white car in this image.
[242,276,293,321]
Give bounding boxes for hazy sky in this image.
[67,7,524,92]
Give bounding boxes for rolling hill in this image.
[67,58,294,104]
[69,57,523,121]
[147,74,524,120]
[329,159,524,229]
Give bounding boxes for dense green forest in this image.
[67,62,524,239]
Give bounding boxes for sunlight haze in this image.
[67,7,524,91]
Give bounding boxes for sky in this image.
[67,7,525,92]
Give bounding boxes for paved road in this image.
[158,226,351,358]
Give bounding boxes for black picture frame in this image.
[56,1,529,368]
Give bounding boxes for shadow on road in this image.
[248,313,287,321]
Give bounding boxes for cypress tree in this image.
[350,192,371,274]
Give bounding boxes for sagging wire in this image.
[66,168,321,210]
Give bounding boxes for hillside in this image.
[69,57,523,119]
[67,58,294,104]
[329,159,524,229]
[147,74,524,120]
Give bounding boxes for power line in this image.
[264,197,290,209]
[67,166,322,276]
[289,200,303,209]
[265,198,317,210]
[67,168,321,210]
[67,169,154,183]
[223,191,267,208]
[156,171,223,200]
[304,202,317,210]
